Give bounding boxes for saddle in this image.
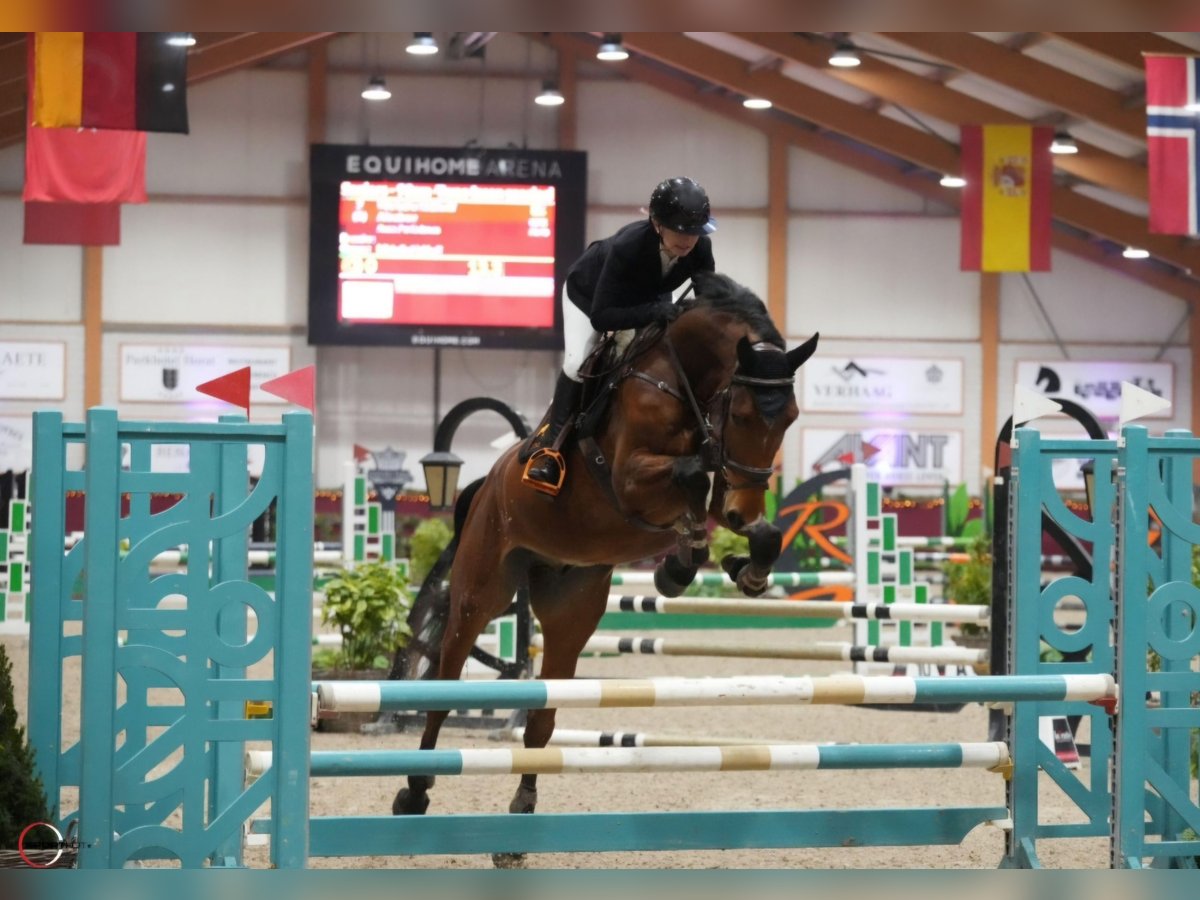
[517,325,663,469]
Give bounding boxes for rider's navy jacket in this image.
[565,219,715,332]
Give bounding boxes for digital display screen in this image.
[308,145,586,350]
[338,181,557,329]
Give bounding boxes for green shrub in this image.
[0,642,51,846]
[410,517,454,585]
[708,526,749,565]
[943,534,991,637]
[320,561,413,671]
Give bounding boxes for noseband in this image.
[637,336,793,493]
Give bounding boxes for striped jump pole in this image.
[148,548,345,568]
[245,741,1011,778]
[605,595,989,624]
[507,726,792,748]
[314,673,1115,714]
[540,633,988,667]
[610,571,855,589]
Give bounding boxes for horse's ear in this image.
[786,332,819,373]
[735,335,757,371]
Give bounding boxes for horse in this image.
[392,272,818,864]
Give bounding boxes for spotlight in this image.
[1050,132,1078,155]
[361,76,391,101]
[939,174,967,188]
[406,32,439,56]
[743,97,772,110]
[596,34,629,61]
[829,42,862,68]
[166,33,196,48]
[535,80,565,106]
[1122,246,1150,259]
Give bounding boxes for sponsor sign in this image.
[119,344,291,404]
[0,341,66,400]
[802,428,963,487]
[803,356,963,415]
[1015,360,1173,420]
[0,416,33,471]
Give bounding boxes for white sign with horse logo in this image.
[1015,360,1174,421]
[801,428,964,488]
[802,356,964,415]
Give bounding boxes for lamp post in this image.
[420,397,532,511]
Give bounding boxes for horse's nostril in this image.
[726,510,744,531]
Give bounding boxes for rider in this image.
[523,176,718,493]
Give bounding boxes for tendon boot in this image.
[522,373,583,496]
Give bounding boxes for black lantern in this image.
[420,450,464,511]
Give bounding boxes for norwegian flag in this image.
[1146,54,1200,235]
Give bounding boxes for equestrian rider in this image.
[523,176,717,493]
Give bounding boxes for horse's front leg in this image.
[719,517,783,597]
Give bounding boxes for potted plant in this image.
[315,560,414,676]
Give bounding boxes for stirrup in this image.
[522,448,566,496]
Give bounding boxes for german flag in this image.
[30,32,189,133]
[959,125,1052,272]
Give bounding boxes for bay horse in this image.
[393,273,818,863]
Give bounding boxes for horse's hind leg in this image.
[492,564,613,868]
[392,545,520,817]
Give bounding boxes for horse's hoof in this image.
[492,852,528,869]
[392,788,430,815]
[509,784,538,815]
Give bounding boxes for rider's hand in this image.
[657,303,681,324]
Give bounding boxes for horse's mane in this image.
[687,272,784,349]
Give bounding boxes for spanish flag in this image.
[960,125,1052,272]
[30,32,189,133]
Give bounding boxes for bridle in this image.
[632,335,794,493]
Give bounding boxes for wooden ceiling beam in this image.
[0,38,26,85]
[621,32,960,174]
[188,32,338,83]
[542,33,954,207]
[881,32,1145,140]
[1048,32,1195,72]
[734,32,1146,200]
[549,34,1200,309]
[623,32,1200,278]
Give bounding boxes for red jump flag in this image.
[31,32,189,133]
[261,366,316,413]
[196,367,252,416]
[1146,54,1200,236]
[959,125,1053,272]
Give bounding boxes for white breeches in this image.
[560,285,635,381]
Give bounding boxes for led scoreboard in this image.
[309,145,586,350]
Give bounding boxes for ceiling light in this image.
[596,34,629,61]
[1122,246,1150,259]
[166,33,196,48]
[361,76,391,101]
[939,174,967,188]
[535,80,565,107]
[1050,132,1078,155]
[406,32,439,56]
[828,43,862,68]
[743,97,772,110]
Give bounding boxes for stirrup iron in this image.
[522,448,566,496]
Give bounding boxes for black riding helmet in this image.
[649,176,717,235]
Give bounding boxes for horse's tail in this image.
[387,478,485,681]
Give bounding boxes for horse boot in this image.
[522,372,582,496]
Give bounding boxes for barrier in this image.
[603,594,988,623]
[245,741,1011,778]
[541,633,988,667]
[25,410,1200,868]
[507,726,800,748]
[0,496,30,633]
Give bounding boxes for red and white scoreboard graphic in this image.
[338,181,557,328]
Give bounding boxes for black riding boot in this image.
[525,373,583,488]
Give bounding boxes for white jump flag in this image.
[1013,385,1063,428]
[1118,381,1172,428]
